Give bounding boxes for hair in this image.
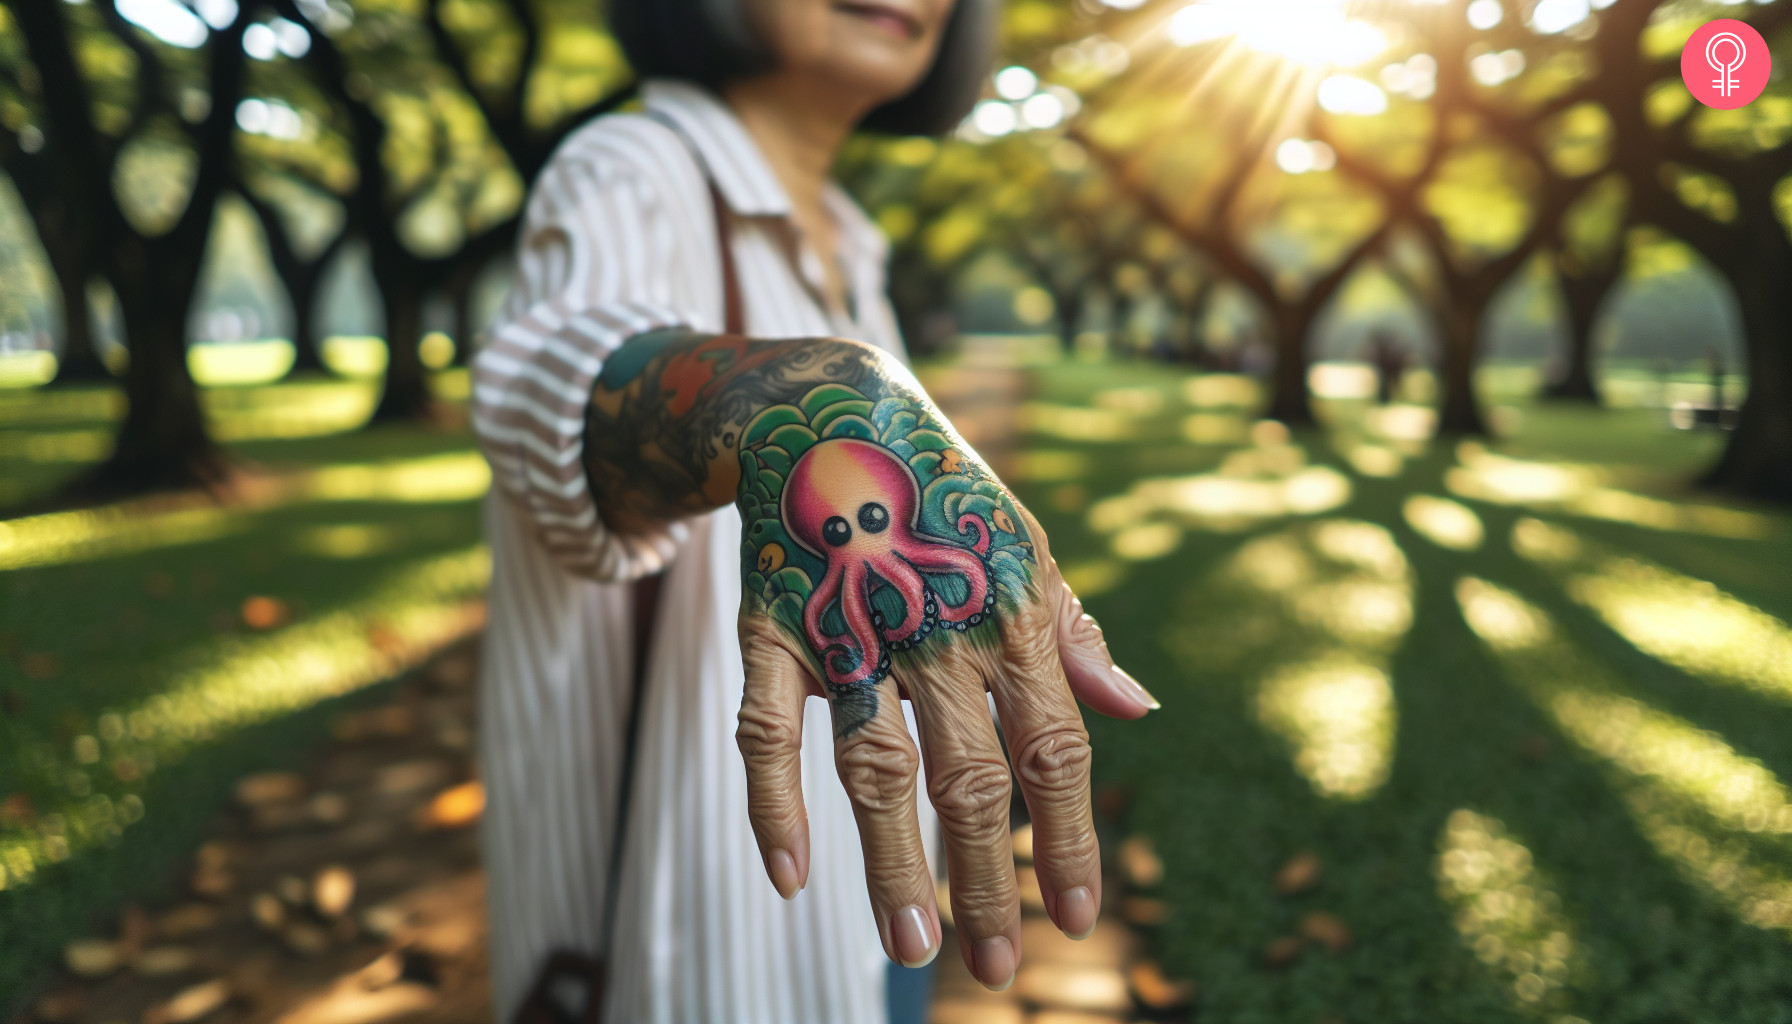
[608,0,999,137]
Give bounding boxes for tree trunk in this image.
[1542,264,1608,404]
[1108,293,1133,353]
[82,241,223,495]
[287,273,326,374]
[1436,308,1489,435]
[447,278,474,367]
[49,269,112,384]
[1264,305,1315,425]
[1055,289,1083,354]
[371,267,432,422]
[1702,209,1792,500]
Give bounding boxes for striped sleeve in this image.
[471,141,692,582]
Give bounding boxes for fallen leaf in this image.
[1120,896,1170,927]
[1,792,34,826]
[1263,935,1306,970]
[1128,960,1196,1011]
[1275,852,1322,896]
[1299,911,1354,953]
[418,781,484,830]
[240,596,289,631]
[1119,835,1164,888]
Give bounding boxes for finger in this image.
[1014,504,1157,719]
[991,592,1103,942]
[737,614,813,900]
[899,645,1023,991]
[1054,577,1158,719]
[829,674,940,970]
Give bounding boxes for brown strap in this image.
[709,183,744,335]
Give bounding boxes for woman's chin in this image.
[815,57,933,108]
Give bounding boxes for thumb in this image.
[1052,576,1159,720]
[737,613,816,899]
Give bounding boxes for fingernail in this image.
[971,935,1016,991]
[891,905,938,968]
[1114,666,1161,710]
[1058,885,1098,939]
[768,849,800,901]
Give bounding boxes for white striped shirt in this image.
[471,79,929,1024]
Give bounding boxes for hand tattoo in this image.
[586,333,1038,737]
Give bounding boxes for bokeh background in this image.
[2,1,1791,1022]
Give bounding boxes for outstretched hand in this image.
[584,332,1156,990]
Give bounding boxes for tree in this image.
[2,0,251,495]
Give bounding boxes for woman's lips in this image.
[834,1,923,40]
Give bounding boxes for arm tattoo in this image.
[586,332,1039,738]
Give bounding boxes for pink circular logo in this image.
[1681,19,1771,110]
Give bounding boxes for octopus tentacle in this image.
[900,538,989,624]
[832,560,886,687]
[874,562,930,642]
[956,513,991,556]
[803,558,846,655]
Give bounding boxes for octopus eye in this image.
[822,516,852,547]
[857,502,889,534]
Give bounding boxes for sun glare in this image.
[1166,0,1388,67]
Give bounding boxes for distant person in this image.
[1367,329,1406,405]
[469,2,1156,1023]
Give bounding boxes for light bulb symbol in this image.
[1706,31,1748,98]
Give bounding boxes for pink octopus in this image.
[782,439,992,688]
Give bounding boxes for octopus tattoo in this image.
[584,331,1035,738]
[782,439,995,690]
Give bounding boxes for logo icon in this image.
[1681,19,1770,110]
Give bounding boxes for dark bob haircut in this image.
[609,1,1000,137]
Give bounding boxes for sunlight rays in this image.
[1512,518,1792,706]
[1171,519,1411,800]
[1437,809,1589,1016]
[0,547,489,893]
[1446,444,1773,540]
[1456,576,1792,934]
[0,452,491,571]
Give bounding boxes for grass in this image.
[0,373,485,1012]
[1010,360,1792,1022]
[4,359,1789,1021]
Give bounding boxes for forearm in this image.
[584,332,924,533]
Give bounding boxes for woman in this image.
[471,2,1159,1021]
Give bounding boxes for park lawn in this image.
[0,374,486,1011]
[1011,360,1792,1022]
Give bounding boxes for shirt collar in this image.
[641,78,791,217]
